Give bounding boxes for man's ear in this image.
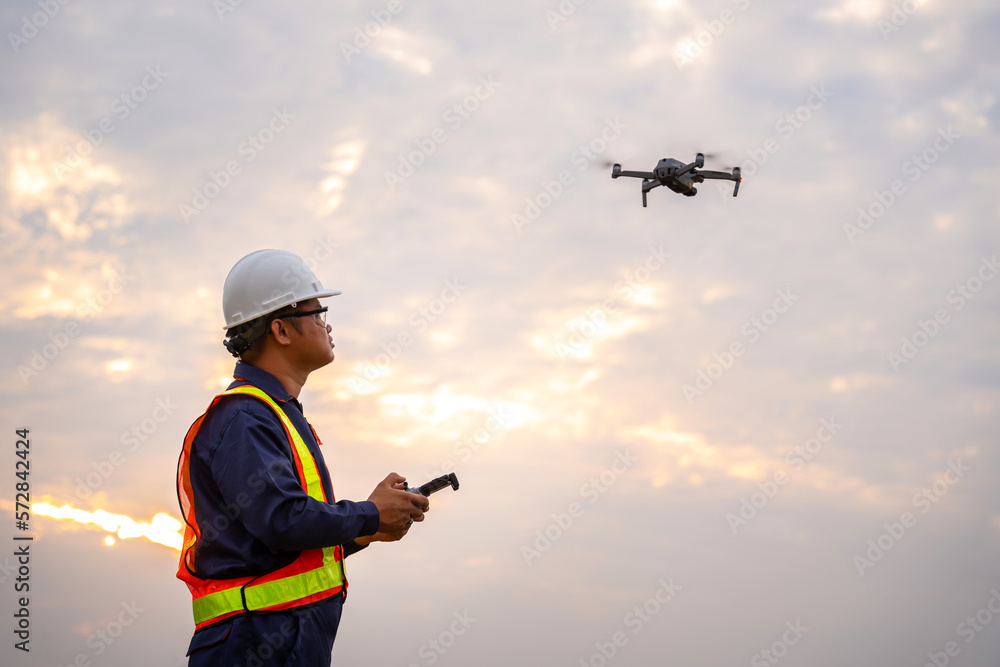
[270,318,294,346]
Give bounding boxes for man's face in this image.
[279,298,335,371]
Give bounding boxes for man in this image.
[176,249,429,666]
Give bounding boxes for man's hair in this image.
[225,304,305,362]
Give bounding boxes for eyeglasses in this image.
[275,307,328,327]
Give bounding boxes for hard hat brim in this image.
[223,289,342,329]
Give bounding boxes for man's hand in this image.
[366,473,429,536]
[354,528,408,546]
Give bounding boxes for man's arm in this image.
[210,407,428,552]
[211,408,380,551]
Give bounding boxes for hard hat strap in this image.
[223,317,269,358]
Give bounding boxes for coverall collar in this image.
[231,361,301,411]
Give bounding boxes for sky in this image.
[1,0,999,665]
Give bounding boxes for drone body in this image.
[611,153,741,207]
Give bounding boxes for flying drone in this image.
[611,153,741,207]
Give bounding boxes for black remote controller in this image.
[403,473,459,496]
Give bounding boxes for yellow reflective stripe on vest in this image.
[222,386,325,501]
[191,546,341,623]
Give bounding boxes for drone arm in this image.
[695,169,742,197]
[641,178,661,208]
[616,170,657,180]
[673,153,705,178]
[694,170,738,180]
[673,162,698,178]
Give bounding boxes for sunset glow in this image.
[33,502,183,551]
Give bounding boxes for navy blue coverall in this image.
[182,361,380,667]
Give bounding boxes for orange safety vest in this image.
[176,385,347,630]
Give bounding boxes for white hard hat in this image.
[222,249,341,329]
